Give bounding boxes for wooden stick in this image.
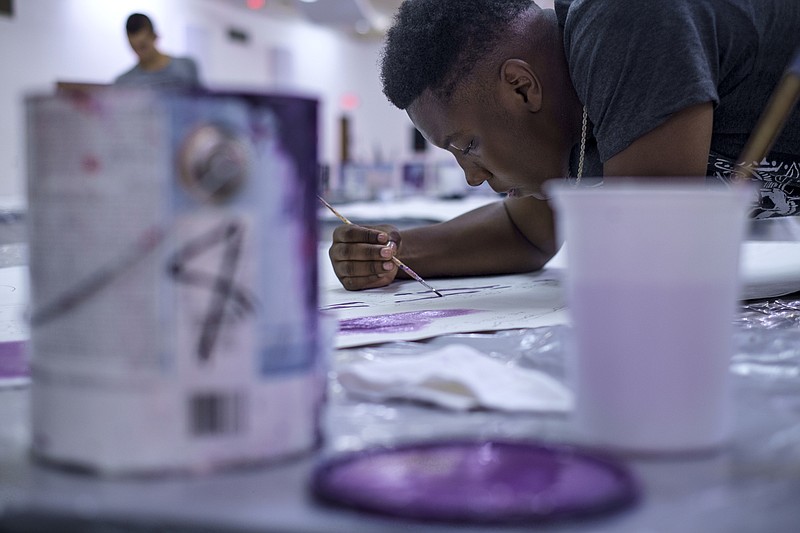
[732,48,800,181]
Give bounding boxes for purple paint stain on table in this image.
[0,340,29,379]
[339,309,477,335]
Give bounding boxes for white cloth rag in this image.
[336,344,573,413]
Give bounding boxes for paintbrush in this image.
[732,47,800,181]
[318,195,444,297]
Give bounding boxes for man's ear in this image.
[500,59,543,112]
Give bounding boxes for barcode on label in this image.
[189,391,245,436]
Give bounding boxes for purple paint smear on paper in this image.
[0,340,29,379]
[339,309,477,335]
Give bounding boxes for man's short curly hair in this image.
[380,0,534,109]
[126,13,155,35]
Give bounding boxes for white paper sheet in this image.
[319,241,800,349]
[739,241,800,300]
[321,265,567,349]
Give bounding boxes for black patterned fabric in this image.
[708,152,800,219]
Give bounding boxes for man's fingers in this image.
[332,224,389,245]
[327,223,401,291]
[329,241,396,262]
[332,256,396,278]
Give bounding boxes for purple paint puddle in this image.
[339,309,477,335]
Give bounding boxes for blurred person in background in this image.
[114,12,202,89]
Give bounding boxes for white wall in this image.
[0,0,415,200]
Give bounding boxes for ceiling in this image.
[218,0,405,38]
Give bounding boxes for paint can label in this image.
[26,89,321,473]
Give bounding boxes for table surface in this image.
[2,206,800,532]
[2,324,800,533]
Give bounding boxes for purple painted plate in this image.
[311,439,639,523]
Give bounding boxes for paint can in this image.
[25,89,322,474]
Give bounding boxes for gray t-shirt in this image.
[555,0,800,217]
[114,56,201,90]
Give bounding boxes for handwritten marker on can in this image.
[318,196,444,297]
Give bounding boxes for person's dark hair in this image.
[126,13,155,35]
[380,0,534,109]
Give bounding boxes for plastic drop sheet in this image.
[321,297,800,529]
[324,293,800,465]
[734,294,800,380]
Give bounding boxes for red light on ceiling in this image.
[340,92,360,111]
[247,0,265,9]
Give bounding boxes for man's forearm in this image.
[395,196,558,278]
